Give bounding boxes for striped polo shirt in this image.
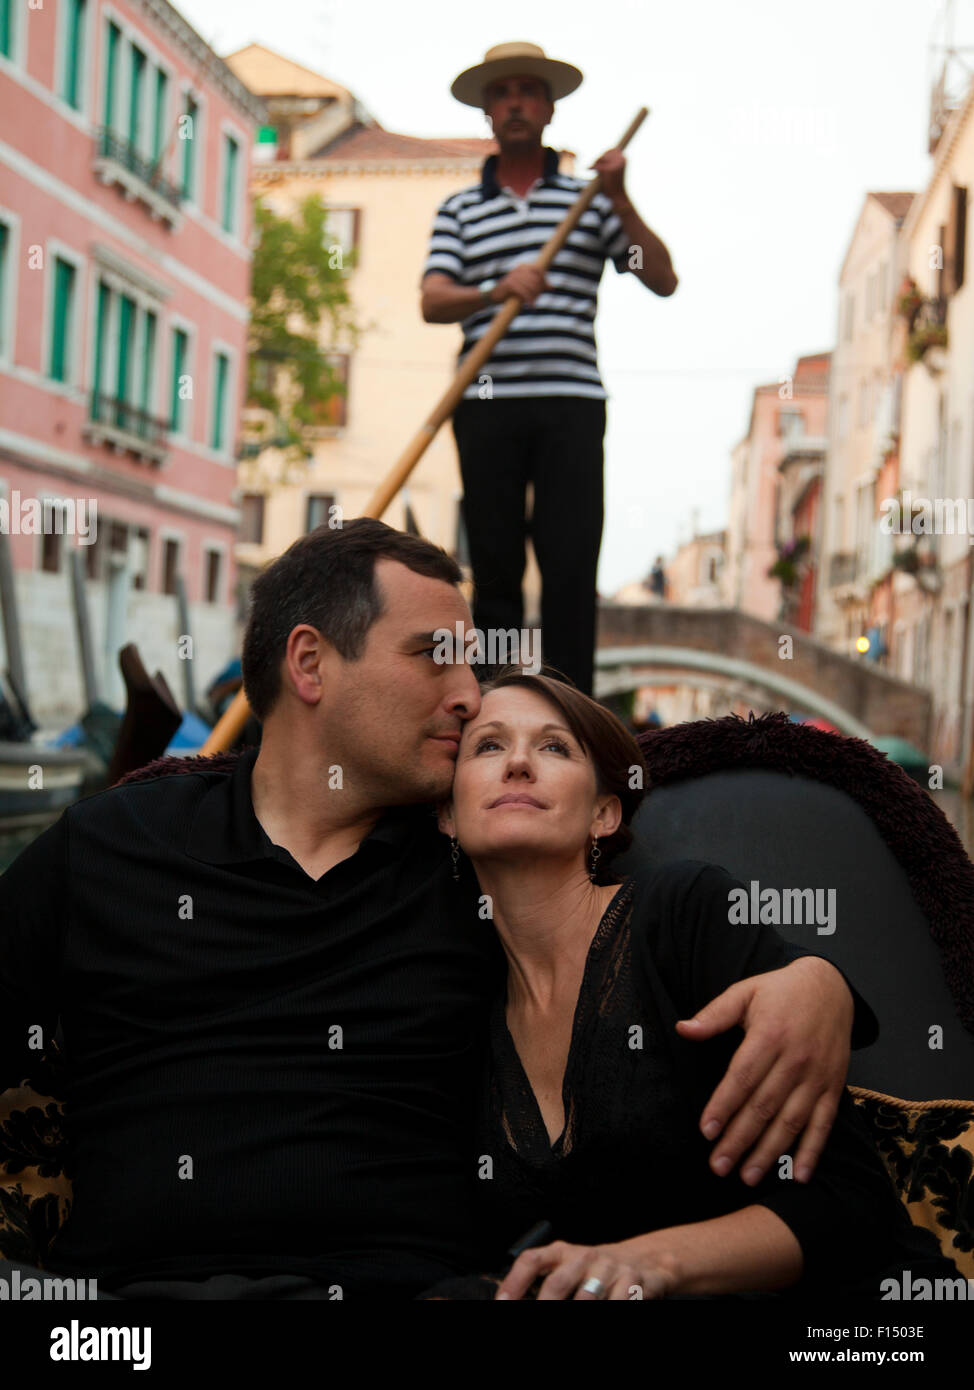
[422,146,630,399]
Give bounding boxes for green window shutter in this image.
[0,222,8,355]
[221,136,238,233]
[49,257,76,382]
[0,0,13,61]
[140,309,157,415]
[92,278,110,407]
[115,293,135,425]
[211,351,229,450]
[128,43,145,150]
[152,66,167,162]
[104,21,119,130]
[62,0,85,110]
[170,327,187,432]
[180,94,198,200]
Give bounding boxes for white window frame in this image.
[207,338,237,463]
[218,117,248,243]
[0,0,28,69]
[54,0,95,121]
[166,312,196,443]
[33,491,78,575]
[158,526,186,596]
[40,238,86,394]
[176,77,206,213]
[89,257,165,404]
[0,208,20,366]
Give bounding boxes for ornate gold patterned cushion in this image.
[4,1066,972,1276]
[0,1060,72,1268]
[849,1085,974,1277]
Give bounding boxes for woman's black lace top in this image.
[473,860,958,1293]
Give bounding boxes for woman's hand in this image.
[493,1239,675,1301]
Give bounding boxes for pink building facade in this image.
[0,0,263,721]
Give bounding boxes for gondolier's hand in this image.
[676,956,854,1186]
[592,148,627,203]
[494,264,548,305]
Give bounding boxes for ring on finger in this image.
[580,1275,607,1298]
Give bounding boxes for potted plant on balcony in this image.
[767,535,811,587]
[906,321,948,366]
[896,277,924,329]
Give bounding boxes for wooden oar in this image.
[201,107,650,754]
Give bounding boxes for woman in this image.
[435,667,960,1301]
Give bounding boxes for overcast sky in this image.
[178,0,968,591]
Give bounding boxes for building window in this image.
[169,326,189,433]
[139,310,157,415]
[221,133,240,234]
[48,255,77,383]
[778,409,804,439]
[310,352,350,429]
[210,349,231,452]
[842,294,854,342]
[161,537,180,596]
[41,528,62,573]
[204,547,222,603]
[131,526,149,590]
[239,494,265,544]
[115,291,136,422]
[323,208,361,267]
[0,0,14,60]
[103,20,120,130]
[947,186,967,296]
[936,223,947,300]
[857,379,870,429]
[180,92,198,200]
[0,219,10,358]
[306,493,336,532]
[151,66,168,163]
[90,278,163,437]
[61,0,86,111]
[127,42,146,154]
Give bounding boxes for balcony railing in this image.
[828,551,858,587]
[86,390,169,461]
[93,127,183,223]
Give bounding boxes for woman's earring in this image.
[589,834,601,881]
[451,836,461,882]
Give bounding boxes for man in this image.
[0,520,870,1300]
[422,42,678,695]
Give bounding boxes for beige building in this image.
[723,355,829,624]
[223,45,491,578]
[815,193,913,654]
[666,529,726,607]
[223,44,551,624]
[897,87,974,776]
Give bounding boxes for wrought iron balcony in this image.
[93,127,183,225]
[85,390,169,463]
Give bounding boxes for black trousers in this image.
[452,395,606,695]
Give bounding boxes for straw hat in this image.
[451,42,583,109]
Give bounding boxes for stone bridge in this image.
[594,604,931,746]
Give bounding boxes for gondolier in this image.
[422,41,677,694]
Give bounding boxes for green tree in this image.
[246,193,359,468]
